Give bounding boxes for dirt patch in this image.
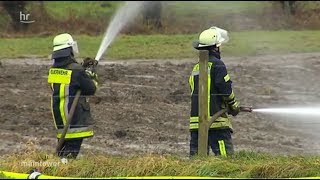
[1,53,320,157]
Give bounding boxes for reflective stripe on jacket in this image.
[188,51,235,130]
[48,57,96,139]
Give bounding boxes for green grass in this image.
[167,1,271,16]
[36,1,268,20]
[31,1,319,20]
[1,30,320,60]
[1,149,320,178]
[296,1,320,10]
[2,1,320,36]
[28,1,120,19]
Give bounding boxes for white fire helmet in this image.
[193,26,229,49]
[52,33,79,58]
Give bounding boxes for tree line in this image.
[1,1,164,32]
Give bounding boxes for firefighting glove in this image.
[82,57,98,69]
[227,98,240,117]
[85,69,99,87]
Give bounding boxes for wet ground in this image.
[1,52,320,158]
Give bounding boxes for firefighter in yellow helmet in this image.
[189,26,240,157]
[47,33,98,159]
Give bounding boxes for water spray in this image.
[252,107,320,116]
[239,106,320,117]
[94,1,144,62]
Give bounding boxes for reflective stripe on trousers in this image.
[218,140,227,157]
[56,127,94,139]
[189,116,232,130]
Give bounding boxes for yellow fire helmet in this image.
[193,26,229,50]
[52,33,79,59]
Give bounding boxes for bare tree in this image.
[280,1,297,15]
[142,1,162,29]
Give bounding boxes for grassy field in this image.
[0,30,320,60]
[1,1,270,33]
[168,1,270,16]
[41,1,120,19]
[1,149,320,178]
[34,1,269,20]
[3,1,320,36]
[35,1,318,21]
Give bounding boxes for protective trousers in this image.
[57,138,83,159]
[189,128,234,157]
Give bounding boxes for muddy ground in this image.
[1,52,320,158]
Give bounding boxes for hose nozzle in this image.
[240,106,253,112]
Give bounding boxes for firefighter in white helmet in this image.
[48,33,98,159]
[189,26,240,157]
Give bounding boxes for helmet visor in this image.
[212,26,229,45]
[71,41,79,54]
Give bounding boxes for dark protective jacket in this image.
[47,56,97,139]
[189,50,236,130]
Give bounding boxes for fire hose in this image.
[55,90,82,155]
[208,106,253,129]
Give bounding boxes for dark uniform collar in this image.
[52,56,77,68]
[208,50,221,60]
